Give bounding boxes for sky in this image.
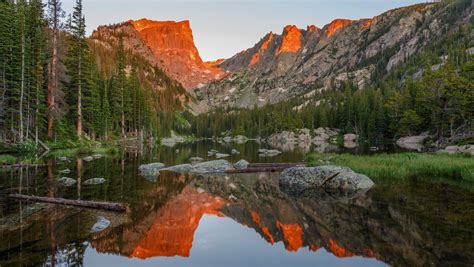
[61,0,424,61]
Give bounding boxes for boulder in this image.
[396,133,429,151]
[92,154,103,159]
[58,177,76,187]
[191,160,234,174]
[216,153,230,159]
[313,127,339,142]
[344,134,358,142]
[139,163,165,179]
[258,149,282,157]
[223,136,233,143]
[231,149,240,155]
[280,166,374,194]
[234,159,250,170]
[83,178,106,185]
[162,164,194,173]
[439,145,474,156]
[90,216,111,233]
[208,150,219,157]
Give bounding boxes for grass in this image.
[0,155,18,164]
[306,153,474,181]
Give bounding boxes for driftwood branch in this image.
[9,194,127,212]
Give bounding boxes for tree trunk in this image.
[77,53,82,138]
[47,5,58,139]
[19,15,25,142]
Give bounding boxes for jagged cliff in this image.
[91,19,225,90]
[191,1,473,112]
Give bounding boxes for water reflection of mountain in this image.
[90,171,474,266]
[1,162,473,266]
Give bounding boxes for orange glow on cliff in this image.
[250,32,273,65]
[328,240,356,258]
[204,58,225,67]
[276,26,302,55]
[307,25,318,32]
[361,18,375,29]
[250,211,275,244]
[130,187,225,259]
[276,221,303,252]
[325,19,354,37]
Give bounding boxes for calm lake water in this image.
[0,141,473,266]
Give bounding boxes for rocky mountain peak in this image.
[325,19,354,37]
[276,25,302,55]
[250,32,274,65]
[127,18,225,90]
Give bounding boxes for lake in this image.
[1,141,473,266]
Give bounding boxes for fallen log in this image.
[247,162,307,168]
[9,194,127,212]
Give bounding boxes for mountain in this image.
[190,1,473,113]
[91,19,225,90]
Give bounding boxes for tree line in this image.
[0,0,185,151]
[186,22,474,146]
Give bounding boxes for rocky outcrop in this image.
[396,133,429,151]
[234,160,250,170]
[279,166,374,194]
[162,160,234,174]
[267,128,340,152]
[128,19,225,89]
[139,163,166,180]
[438,145,474,156]
[191,2,472,112]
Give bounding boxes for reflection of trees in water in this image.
[1,152,473,266]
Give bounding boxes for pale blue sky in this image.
[61,0,424,61]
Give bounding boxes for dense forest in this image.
[186,19,474,147]
[0,0,186,152]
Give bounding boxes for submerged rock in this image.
[58,177,77,187]
[83,178,106,185]
[234,159,250,170]
[280,166,374,194]
[231,149,240,155]
[139,163,165,179]
[90,216,111,233]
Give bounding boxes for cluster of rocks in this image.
[438,145,474,156]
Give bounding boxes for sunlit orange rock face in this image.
[204,58,225,67]
[276,221,303,252]
[250,210,275,244]
[328,240,356,258]
[325,19,354,37]
[250,32,274,65]
[276,26,302,55]
[131,187,225,259]
[130,19,225,90]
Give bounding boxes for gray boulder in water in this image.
[90,216,111,233]
[191,160,233,174]
[162,164,194,173]
[83,178,106,185]
[234,159,250,170]
[216,153,230,159]
[280,166,374,194]
[139,163,165,179]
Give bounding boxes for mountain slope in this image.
[191,1,473,113]
[91,19,225,90]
